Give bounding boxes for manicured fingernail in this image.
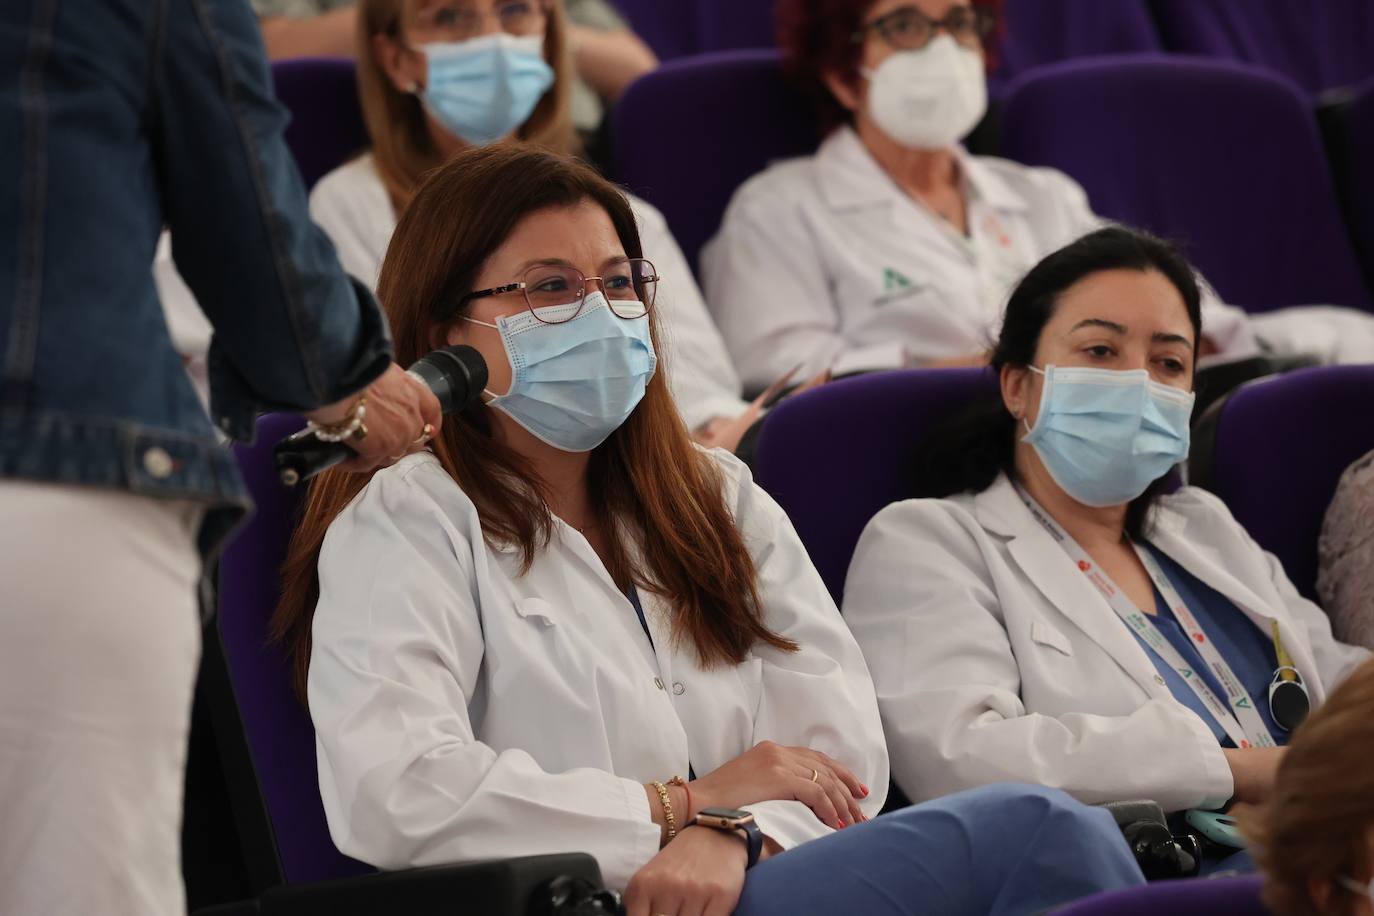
[861,784,870,797]
[836,819,845,830]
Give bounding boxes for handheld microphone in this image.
[274,345,488,487]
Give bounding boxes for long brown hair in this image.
[356,0,577,208]
[274,146,797,703]
[1241,657,1374,916]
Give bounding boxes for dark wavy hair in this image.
[913,226,1203,539]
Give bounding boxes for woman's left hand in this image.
[623,825,749,916]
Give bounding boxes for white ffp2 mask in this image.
[862,35,987,149]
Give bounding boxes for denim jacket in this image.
[0,0,392,537]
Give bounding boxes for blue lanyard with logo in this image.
[1015,485,1282,749]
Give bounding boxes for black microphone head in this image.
[408,345,489,414]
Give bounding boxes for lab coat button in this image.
[672,682,685,695]
[143,447,175,479]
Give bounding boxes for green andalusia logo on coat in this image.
[883,268,913,291]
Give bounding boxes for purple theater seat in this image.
[220,413,373,885]
[1334,77,1374,292]
[271,58,370,191]
[1000,55,1372,314]
[1190,365,1374,602]
[1055,874,1268,916]
[991,0,1160,90]
[611,0,698,60]
[1151,0,1374,95]
[612,49,817,276]
[753,368,1000,603]
[696,0,774,53]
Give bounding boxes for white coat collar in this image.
[814,125,1029,214]
[973,474,1165,696]
[972,473,1327,702]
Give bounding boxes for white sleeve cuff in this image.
[741,799,833,853]
[829,343,907,378]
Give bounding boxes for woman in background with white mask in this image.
[844,227,1370,873]
[279,145,1146,916]
[305,0,766,450]
[701,0,1374,394]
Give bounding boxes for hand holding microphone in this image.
[280,345,488,485]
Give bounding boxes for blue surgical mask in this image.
[465,294,657,452]
[1021,365,1195,508]
[416,33,554,146]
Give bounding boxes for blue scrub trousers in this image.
[734,784,1144,916]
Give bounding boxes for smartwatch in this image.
[691,807,763,869]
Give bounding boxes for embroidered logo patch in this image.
[883,268,913,291]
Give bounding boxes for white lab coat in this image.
[308,449,888,890]
[842,474,1370,814]
[701,126,1374,394]
[308,154,748,430]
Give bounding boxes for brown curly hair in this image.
[1241,657,1374,916]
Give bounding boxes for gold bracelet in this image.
[652,780,677,841]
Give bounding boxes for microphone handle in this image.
[274,426,357,487]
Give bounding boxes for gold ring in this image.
[412,422,435,446]
[810,768,819,783]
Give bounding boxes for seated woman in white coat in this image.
[306,0,764,451]
[273,145,1144,916]
[701,0,1374,394]
[844,226,1372,870]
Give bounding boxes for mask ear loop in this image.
[459,316,505,403]
[1021,365,1049,437]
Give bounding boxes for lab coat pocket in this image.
[1030,620,1075,657]
[512,596,562,628]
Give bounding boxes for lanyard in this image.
[1015,486,1278,749]
[626,584,654,649]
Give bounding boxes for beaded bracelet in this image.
[309,395,367,443]
[651,780,678,841]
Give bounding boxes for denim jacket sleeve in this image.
[152,0,391,440]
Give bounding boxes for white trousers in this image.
[0,481,203,916]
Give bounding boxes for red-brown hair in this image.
[775,0,1003,135]
[1241,657,1374,916]
[273,145,797,703]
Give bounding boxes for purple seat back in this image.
[1055,874,1268,916]
[1195,365,1374,601]
[612,49,817,275]
[1000,55,1372,313]
[271,58,370,191]
[1338,77,1374,291]
[991,0,1160,89]
[1151,0,1374,95]
[220,414,372,885]
[697,0,774,52]
[754,368,1000,603]
[610,0,698,60]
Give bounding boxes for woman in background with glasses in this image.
[701,0,1374,394]
[305,0,773,452]
[275,144,1145,916]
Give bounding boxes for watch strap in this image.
[737,818,763,870]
